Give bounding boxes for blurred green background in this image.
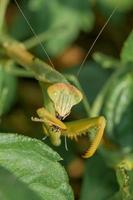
[0,0,133,200]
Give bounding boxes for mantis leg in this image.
[62,116,106,158]
[64,74,90,117]
[82,116,106,158]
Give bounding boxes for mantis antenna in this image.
[13,1,114,157]
[64,136,68,151]
[14,0,55,69]
[77,6,118,76]
[14,0,118,76]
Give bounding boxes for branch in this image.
[24,26,65,49]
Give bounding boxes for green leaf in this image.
[95,0,133,25]
[0,133,74,200]
[121,31,133,63]
[0,166,41,200]
[102,65,133,150]
[11,0,94,56]
[104,156,133,200]
[96,0,133,12]
[0,64,17,116]
[91,64,133,151]
[28,0,45,11]
[93,52,120,69]
[43,0,94,56]
[115,156,133,200]
[80,154,118,200]
[109,192,122,200]
[64,61,110,104]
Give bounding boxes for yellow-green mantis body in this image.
[0,0,109,158]
[32,82,106,159]
[1,39,106,159]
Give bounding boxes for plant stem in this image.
[6,65,34,78]
[24,30,51,49]
[90,64,126,117]
[0,0,9,34]
[65,74,90,117]
[24,26,64,49]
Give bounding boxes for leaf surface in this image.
[0,133,74,200]
[0,166,41,200]
[121,31,133,63]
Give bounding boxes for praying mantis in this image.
[2,37,106,158]
[0,0,117,159]
[32,82,106,158]
[2,41,106,158]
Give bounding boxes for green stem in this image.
[65,74,90,117]
[90,64,126,117]
[1,59,34,78]
[6,66,34,78]
[24,26,65,49]
[90,84,108,117]
[74,79,90,117]
[24,30,50,49]
[0,0,9,34]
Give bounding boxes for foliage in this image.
[121,31,133,63]
[0,0,133,200]
[11,0,94,56]
[0,133,74,200]
[0,63,17,116]
[0,166,41,200]
[97,0,133,12]
[80,154,118,200]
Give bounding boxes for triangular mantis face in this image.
[36,107,106,158]
[36,107,67,146]
[47,83,83,119]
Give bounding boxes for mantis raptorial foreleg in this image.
[36,107,106,158]
[62,116,106,158]
[63,74,106,157]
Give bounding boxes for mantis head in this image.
[35,83,83,147]
[47,83,83,119]
[36,107,67,146]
